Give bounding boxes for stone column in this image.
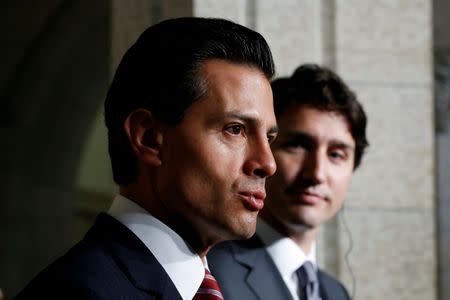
[333,1,436,299]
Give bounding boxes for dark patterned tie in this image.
[193,269,224,300]
[296,261,319,300]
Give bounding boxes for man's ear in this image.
[123,109,163,166]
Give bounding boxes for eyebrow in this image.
[283,131,354,151]
[224,111,279,135]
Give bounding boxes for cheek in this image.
[273,154,300,185]
[266,154,298,202]
[330,171,353,205]
[178,140,243,192]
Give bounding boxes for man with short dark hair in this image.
[15,17,278,300]
[208,64,369,300]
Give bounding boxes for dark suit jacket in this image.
[208,236,350,300]
[14,213,183,300]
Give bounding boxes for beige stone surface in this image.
[335,208,436,300]
[256,0,322,76]
[194,0,247,24]
[346,85,434,209]
[320,0,337,68]
[335,0,432,84]
[316,216,340,278]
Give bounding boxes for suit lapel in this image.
[110,241,182,300]
[318,274,330,300]
[85,213,183,300]
[318,270,348,300]
[233,236,294,300]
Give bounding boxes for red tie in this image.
[193,269,224,300]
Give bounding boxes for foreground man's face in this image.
[158,59,277,246]
[265,105,355,232]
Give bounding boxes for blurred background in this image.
[1,0,449,299]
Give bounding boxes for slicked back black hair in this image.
[105,17,275,185]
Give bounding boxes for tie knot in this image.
[296,261,318,287]
[193,269,224,300]
[296,261,319,300]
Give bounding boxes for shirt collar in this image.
[256,217,317,279]
[108,194,205,300]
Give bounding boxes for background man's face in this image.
[157,59,277,245]
[265,105,355,231]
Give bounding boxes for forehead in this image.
[192,59,275,122]
[278,105,355,146]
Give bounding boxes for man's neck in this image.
[259,212,318,255]
[119,185,215,259]
[287,229,317,255]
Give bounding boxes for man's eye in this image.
[329,151,346,161]
[278,141,307,154]
[283,141,304,149]
[267,134,277,144]
[226,124,243,135]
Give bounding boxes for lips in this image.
[297,191,323,205]
[238,190,266,211]
[287,188,325,206]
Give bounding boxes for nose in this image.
[302,150,327,184]
[243,138,277,178]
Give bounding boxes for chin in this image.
[235,224,257,239]
[288,221,315,232]
[230,222,257,240]
[296,210,323,225]
[213,219,256,242]
[287,214,321,230]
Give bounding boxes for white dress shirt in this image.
[256,218,318,300]
[108,194,205,300]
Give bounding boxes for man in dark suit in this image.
[15,17,278,299]
[208,64,369,300]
